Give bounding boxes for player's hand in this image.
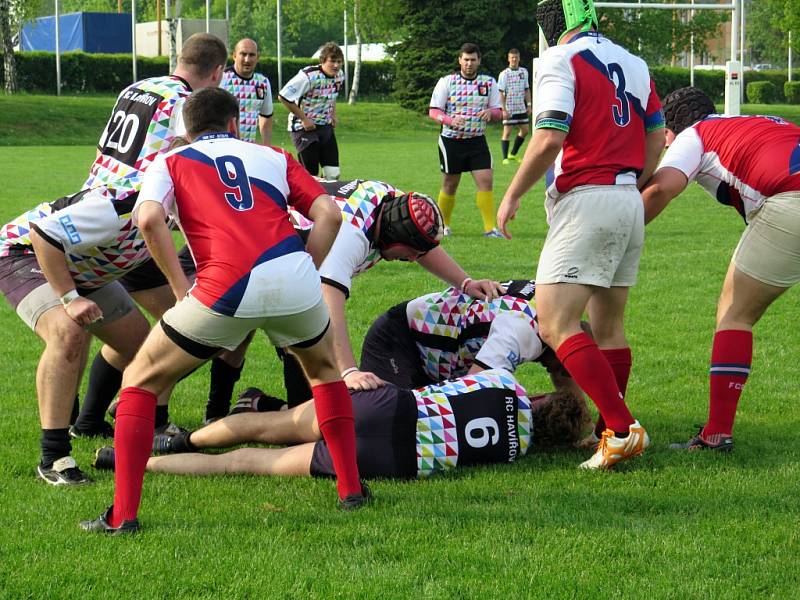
[465,279,506,301]
[476,109,492,122]
[497,195,521,239]
[450,115,466,129]
[343,369,386,391]
[301,117,316,131]
[65,297,103,327]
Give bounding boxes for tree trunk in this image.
[1,0,18,94]
[169,0,181,73]
[348,1,361,105]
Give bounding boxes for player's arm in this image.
[640,167,689,224]
[304,195,341,269]
[524,88,532,115]
[417,247,505,300]
[321,283,386,391]
[499,90,509,119]
[258,115,273,146]
[638,128,666,189]
[279,72,314,131]
[429,77,465,129]
[29,228,103,327]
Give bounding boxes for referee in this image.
[220,38,274,145]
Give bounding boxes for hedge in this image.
[785,81,800,104]
[746,81,777,104]
[1,51,396,98]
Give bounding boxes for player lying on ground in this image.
[80,87,368,536]
[359,279,579,396]
[92,369,590,480]
[641,86,800,452]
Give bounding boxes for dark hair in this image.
[182,87,239,136]
[179,33,228,76]
[459,43,481,58]
[662,86,716,135]
[532,391,591,448]
[319,42,344,63]
[508,48,520,55]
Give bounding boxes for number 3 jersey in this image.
[414,368,532,476]
[83,75,192,199]
[136,133,326,317]
[535,32,663,201]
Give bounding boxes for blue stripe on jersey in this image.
[210,235,306,315]
[790,138,800,175]
[250,177,288,211]
[176,146,215,167]
[576,50,646,121]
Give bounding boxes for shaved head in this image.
[233,38,260,78]
[235,38,258,55]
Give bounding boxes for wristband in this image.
[340,367,359,379]
[60,289,79,307]
[460,277,473,291]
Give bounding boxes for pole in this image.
[55,0,61,96]
[343,8,349,95]
[739,0,745,102]
[132,0,138,82]
[730,0,738,65]
[690,0,695,87]
[225,0,230,38]
[157,0,162,57]
[790,31,794,82]
[206,0,210,33]
[276,0,283,91]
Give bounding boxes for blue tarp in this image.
[21,12,132,53]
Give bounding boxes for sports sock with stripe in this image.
[703,329,752,437]
[111,386,156,527]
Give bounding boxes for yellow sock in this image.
[437,191,456,226]
[476,190,495,232]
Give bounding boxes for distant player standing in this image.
[429,42,504,238]
[279,42,344,178]
[642,87,800,452]
[221,38,274,145]
[498,48,532,165]
[497,0,665,469]
[80,88,368,534]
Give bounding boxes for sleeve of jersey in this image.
[429,77,449,110]
[497,71,507,93]
[534,52,575,133]
[644,79,665,132]
[488,78,503,109]
[283,150,326,216]
[32,192,128,252]
[134,154,176,224]
[474,313,544,373]
[260,79,274,117]
[524,68,530,90]
[171,97,187,138]
[279,71,310,104]
[657,127,704,181]
[317,224,370,298]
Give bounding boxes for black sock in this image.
[205,357,244,420]
[155,405,169,429]
[74,353,121,430]
[70,395,79,426]
[501,139,510,159]
[279,349,312,408]
[41,428,71,467]
[511,134,525,156]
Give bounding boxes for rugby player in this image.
[221,38,274,145]
[80,87,367,535]
[641,86,800,452]
[498,49,532,165]
[430,43,504,238]
[496,0,665,469]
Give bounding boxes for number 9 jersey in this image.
[83,75,192,199]
[535,31,664,201]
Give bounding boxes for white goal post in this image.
[535,1,742,115]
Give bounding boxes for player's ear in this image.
[228,116,240,138]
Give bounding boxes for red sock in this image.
[594,348,633,436]
[111,387,156,527]
[312,381,361,499]
[702,329,752,437]
[556,333,634,433]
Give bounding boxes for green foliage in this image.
[785,80,800,104]
[0,51,395,96]
[746,80,777,103]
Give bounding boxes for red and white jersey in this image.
[135,132,326,317]
[535,32,664,200]
[659,115,800,222]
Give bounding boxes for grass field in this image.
[0,97,799,598]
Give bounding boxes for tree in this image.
[1,0,44,93]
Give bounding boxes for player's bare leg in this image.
[146,444,315,477]
[130,284,175,320]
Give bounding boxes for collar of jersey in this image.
[171,75,192,91]
[568,31,603,44]
[232,67,255,81]
[196,132,235,141]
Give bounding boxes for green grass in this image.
[1,98,800,598]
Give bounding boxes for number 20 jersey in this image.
[83,75,192,199]
[535,32,664,200]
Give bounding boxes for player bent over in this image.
[642,87,800,452]
[497,0,665,470]
[92,369,590,481]
[80,88,367,535]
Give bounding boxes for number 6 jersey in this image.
[535,32,664,201]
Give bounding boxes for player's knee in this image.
[322,166,340,180]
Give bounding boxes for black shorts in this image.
[359,303,435,389]
[310,385,417,480]
[438,134,492,174]
[119,246,196,293]
[290,125,339,176]
[503,112,530,126]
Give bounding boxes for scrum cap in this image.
[379,192,444,253]
[662,86,716,135]
[536,0,598,48]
